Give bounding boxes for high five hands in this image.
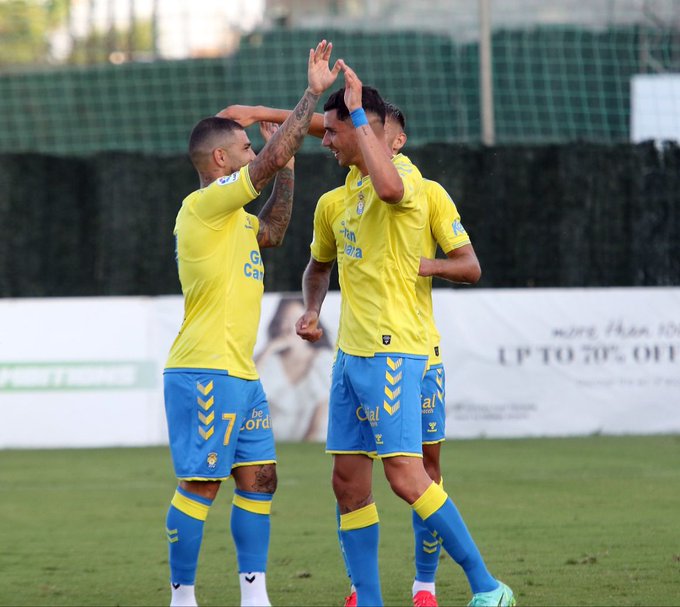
[307,40,343,96]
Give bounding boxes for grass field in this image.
[1,435,678,606]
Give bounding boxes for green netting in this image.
[0,24,678,155]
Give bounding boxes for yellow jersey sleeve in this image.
[425,180,471,253]
[190,165,259,228]
[310,187,345,263]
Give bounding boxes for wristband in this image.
[350,108,368,128]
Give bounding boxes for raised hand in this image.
[308,40,342,96]
[259,121,278,143]
[341,62,363,112]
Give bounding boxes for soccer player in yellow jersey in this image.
[162,40,342,607]
[294,69,515,607]
[219,91,515,606]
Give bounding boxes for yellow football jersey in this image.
[336,153,428,357]
[419,179,472,368]
[310,185,346,263]
[165,165,264,379]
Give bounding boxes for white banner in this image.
[431,288,680,438]
[1,288,679,448]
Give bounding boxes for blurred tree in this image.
[0,0,68,66]
[0,0,153,68]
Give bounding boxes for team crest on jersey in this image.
[217,172,240,186]
[356,193,365,215]
[207,452,218,469]
[382,335,391,345]
[434,346,440,357]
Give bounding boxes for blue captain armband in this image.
[350,108,369,128]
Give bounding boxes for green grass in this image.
[1,436,679,606]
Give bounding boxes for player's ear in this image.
[394,132,407,152]
[213,147,227,167]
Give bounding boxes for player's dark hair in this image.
[188,116,243,157]
[323,86,386,124]
[384,101,406,129]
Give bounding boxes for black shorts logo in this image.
[382,335,391,345]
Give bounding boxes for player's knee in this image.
[180,479,221,501]
[254,463,277,494]
[383,457,430,503]
[234,463,277,495]
[331,467,352,498]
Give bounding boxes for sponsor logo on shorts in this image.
[427,422,437,433]
[356,405,380,427]
[422,393,436,413]
[240,408,271,431]
[375,433,383,445]
[207,452,218,469]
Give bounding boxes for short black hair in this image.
[189,116,243,157]
[384,101,406,129]
[323,85,386,124]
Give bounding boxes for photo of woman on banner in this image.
[256,295,334,441]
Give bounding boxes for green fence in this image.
[1,25,677,155]
[1,142,678,298]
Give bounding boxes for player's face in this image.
[322,109,359,167]
[221,129,256,173]
[384,117,406,155]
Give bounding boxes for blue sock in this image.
[336,503,353,583]
[413,483,497,594]
[412,509,440,583]
[339,504,382,607]
[230,489,273,572]
[166,487,213,585]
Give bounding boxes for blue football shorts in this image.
[326,349,428,458]
[421,364,446,444]
[164,368,276,481]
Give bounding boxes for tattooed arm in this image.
[255,121,295,249]
[257,167,294,248]
[248,40,341,193]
